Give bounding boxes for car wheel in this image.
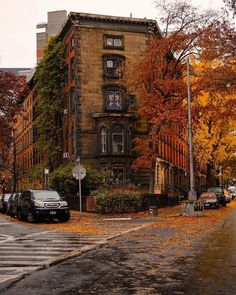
[27,212,35,223]
[17,209,23,221]
[58,214,70,222]
[9,208,14,217]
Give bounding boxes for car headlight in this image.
[34,201,45,208]
[60,201,68,207]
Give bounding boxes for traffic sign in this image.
[72,165,86,180]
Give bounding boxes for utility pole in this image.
[12,129,17,193]
[186,56,197,202]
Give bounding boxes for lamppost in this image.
[76,157,82,213]
[11,129,17,193]
[44,168,49,189]
[186,56,197,202]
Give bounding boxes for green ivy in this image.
[34,36,66,170]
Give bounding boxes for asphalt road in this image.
[0,208,236,295]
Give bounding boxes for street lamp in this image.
[76,157,83,213]
[11,129,17,193]
[44,168,49,189]
[186,56,197,202]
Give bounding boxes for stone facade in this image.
[12,12,192,195]
[59,13,158,189]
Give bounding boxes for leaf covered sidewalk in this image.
[8,201,236,240]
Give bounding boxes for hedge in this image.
[96,189,143,213]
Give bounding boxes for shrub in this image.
[96,189,143,213]
[49,162,106,195]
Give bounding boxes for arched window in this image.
[100,128,107,153]
[111,125,124,153]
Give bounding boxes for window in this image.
[111,125,124,153]
[70,87,75,112]
[63,44,69,57]
[112,164,124,183]
[103,55,124,79]
[100,128,107,153]
[106,90,122,110]
[65,64,68,83]
[128,95,136,108]
[105,35,124,49]
[70,57,75,80]
[70,37,75,49]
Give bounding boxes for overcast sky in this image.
[0,0,224,68]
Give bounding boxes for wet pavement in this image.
[182,208,236,295]
[0,205,236,294]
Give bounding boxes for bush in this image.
[49,162,106,195]
[96,189,143,213]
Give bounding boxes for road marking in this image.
[0,275,22,284]
[0,234,15,244]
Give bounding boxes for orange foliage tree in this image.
[192,20,236,184]
[131,0,236,186]
[0,71,26,189]
[130,1,216,169]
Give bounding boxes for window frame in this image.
[103,55,125,79]
[104,35,124,50]
[100,128,107,154]
[111,125,124,154]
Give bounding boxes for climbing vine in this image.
[34,36,66,170]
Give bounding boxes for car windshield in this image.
[31,190,61,201]
[228,187,236,193]
[3,194,11,201]
[207,187,222,193]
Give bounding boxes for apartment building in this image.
[13,11,190,194]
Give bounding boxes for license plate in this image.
[50,211,57,215]
[205,204,209,206]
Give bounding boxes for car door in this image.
[20,191,31,216]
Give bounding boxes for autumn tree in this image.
[131,1,216,169]
[224,0,236,14]
[0,71,26,190]
[192,19,236,185]
[131,0,236,188]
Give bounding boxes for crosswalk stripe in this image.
[0,261,46,266]
[0,229,110,286]
[0,256,53,260]
[0,275,22,284]
[0,250,62,254]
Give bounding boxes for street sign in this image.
[72,165,86,180]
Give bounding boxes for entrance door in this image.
[112,164,124,184]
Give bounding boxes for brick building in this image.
[13,11,191,195]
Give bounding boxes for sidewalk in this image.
[6,201,236,239]
[2,202,236,295]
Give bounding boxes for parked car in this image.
[224,189,232,203]
[0,193,12,213]
[6,192,20,217]
[199,192,219,209]
[206,187,226,207]
[228,186,236,200]
[17,189,70,223]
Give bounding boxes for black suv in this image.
[0,193,11,214]
[207,187,226,207]
[17,189,70,222]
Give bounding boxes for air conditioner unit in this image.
[64,108,68,115]
[63,152,69,158]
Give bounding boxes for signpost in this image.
[72,158,86,212]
